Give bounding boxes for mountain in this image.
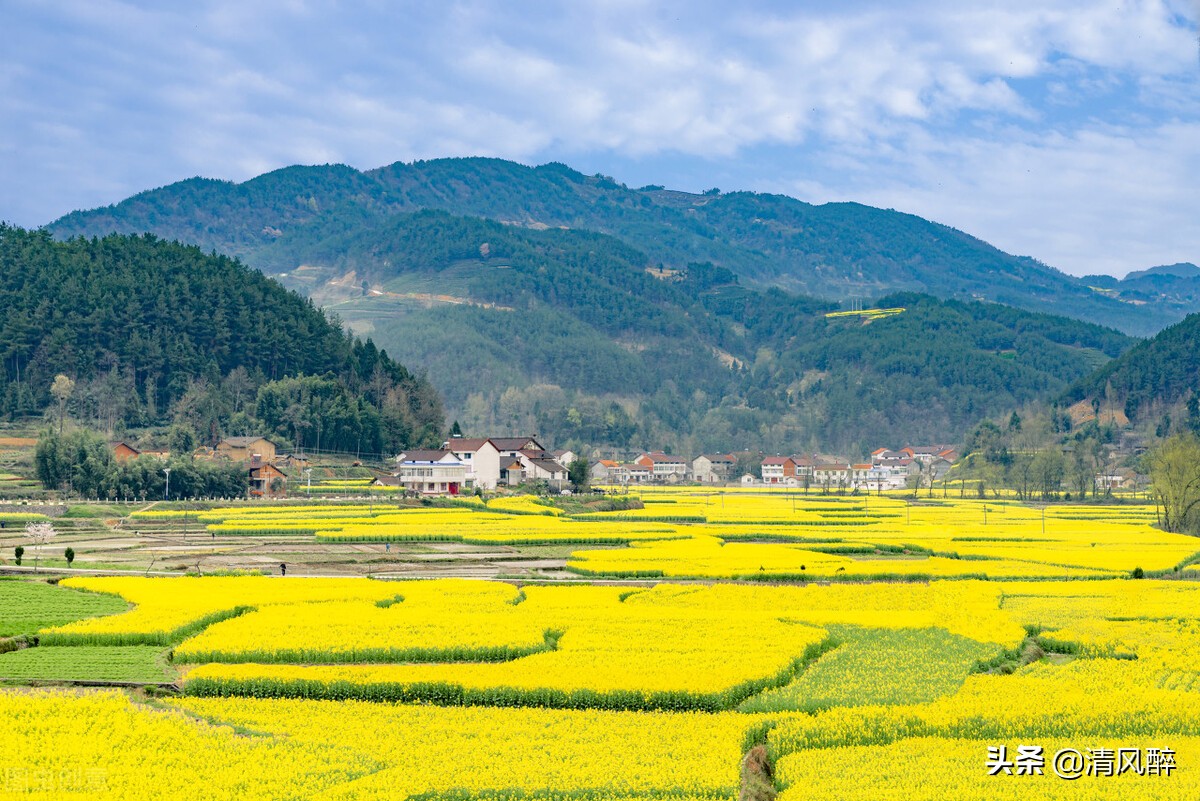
[1124,263,1200,281]
[149,207,1127,455]
[47,157,1175,336]
[1080,263,1200,324]
[0,225,443,452]
[1062,310,1200,423]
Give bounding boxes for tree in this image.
[1150,433,1200,534]
[25,521,56,572]
[449,420,464,438]
[50,374,75,434]
[64,547,75,567]
[13,545,23,566]
[35,428,113,495]
[568,457,590,492]
[1030,450,1065,500]
[167,423,197,458]
[733,452,762,483]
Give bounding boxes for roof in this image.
[791,456,814,466]
[399,459,464,467]
[641,452,686,463]
[491,437,542,451]
[445,438,493,452]
[816,464,850,471]
[530,458,566,473]
[397,449,454,462]
[698,454,736,463]
[373,475,402,486]
[552,449,572,458]
[762,456,794,465]
[109,441,141,452]
[221,436,271,447]
[852,463,873,470]
[596,459,619,468]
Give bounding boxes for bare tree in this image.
[25,521,56,573]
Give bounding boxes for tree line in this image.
[0,226,443,450]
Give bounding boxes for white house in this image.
[623,463,654,484]
[856,464,907,492]
[693,454,736,484]
[590,459,620,483]
[521,452,569,488]
[635,452,689,482]
[443,438,502,489]
[393,450,467,496]
[813,464,851,490]
[761,456,796,484]
[440,436,547,490]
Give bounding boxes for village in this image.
[98,406,1148,500]
[100,433,970,497]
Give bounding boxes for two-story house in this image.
[693,454,736,484]
[761,456,796,484]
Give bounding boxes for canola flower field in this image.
[133,487,1199,580]
[2,491,1199,799]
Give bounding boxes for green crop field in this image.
[0,579,129,637]
[0,645,173,683]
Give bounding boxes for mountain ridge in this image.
[47,157,1178,336]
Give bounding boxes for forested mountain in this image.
[48,157,1175,336]
[1082,263,1200,322]
[1062,310,1200,424]
[146,207,1129,456]
[0,225,443,452]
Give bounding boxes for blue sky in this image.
[2,0,1198,276]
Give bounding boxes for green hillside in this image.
[0,225,443,452]
[1062,310,1200,423]
[253,210,1132,454]
[48,157,1174,336]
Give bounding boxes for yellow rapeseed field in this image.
[5,491,1199,799]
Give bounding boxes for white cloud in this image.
[786,119,1200,276]
[0,0,1197,274]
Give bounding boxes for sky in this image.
[2,0,1198,277]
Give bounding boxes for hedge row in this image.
[176,630,561,665]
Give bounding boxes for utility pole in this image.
[163,467,171,502]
